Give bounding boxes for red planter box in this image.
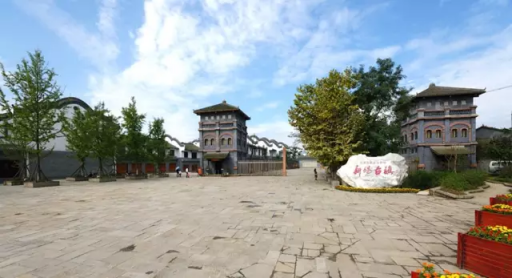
[457,233,512,278]
[490,197,512,206]
[475,210,512,227]
[410,271,419,278]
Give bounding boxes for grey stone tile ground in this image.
[0,168,500,277]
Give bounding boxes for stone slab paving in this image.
[0,169,481,278]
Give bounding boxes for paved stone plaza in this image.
[0,169,493,278]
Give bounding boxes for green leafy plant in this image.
[62,108,92,177]
[460,170,487,189]
[0,50,66,182]
[288,69,365,177]
[88,103,121,177]
[440,172,470,192]
[147,118,167,174]
[121,97,146,174]
[400,171,447,190]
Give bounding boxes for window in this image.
[462,128,468,138]
[426,130,432,139]
[184,151,188,158]
[436,130,442,138]
[411,133,414,141]
[452,129,458,138]
[222,115,226,119]
[461,100,467,105]
[414,131,418,140]
[204,139,209,146]
[435,102,440,108]
[205,116,208,120]
[210,138,215,145]
[453,100,458,105]
[227,138,232,145]
[444,101,449,106]
[192,152,197,159]
[427,102,432,107]
[216,115,220,120]
[221,138,226,145]
[403,134,407,142]
[228,115,232,119]
[169,150,175,156]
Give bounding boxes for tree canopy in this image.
[288,69,365,174]
[147,118,167,172]
[62,108,92,177]
[88,102,121,176]
[352,58,413,156]
[0,50,66,182]
[121,97,146,170]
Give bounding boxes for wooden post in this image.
[282,147,287,176]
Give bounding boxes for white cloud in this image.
[255,101,279,112]
[405,10,512,130]
[17,0,511,144]
[14,0,119,72]
[20,0,382,142]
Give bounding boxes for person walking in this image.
[314,168,318,181]
[176,166,181,177]
[185,167,189,178]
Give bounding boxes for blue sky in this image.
[1,0,511,144]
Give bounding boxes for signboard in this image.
[336,153,408,189]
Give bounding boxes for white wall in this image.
[48,104,87,151]
[0,104,86,152]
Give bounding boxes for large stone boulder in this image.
[336,153,408,189]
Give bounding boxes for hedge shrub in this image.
[460,170,487,189]
[440,172,471,192]
[400,171,447,190]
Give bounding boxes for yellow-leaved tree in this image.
[288,69,366,177]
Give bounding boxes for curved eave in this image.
[247,134,289,149]
[0,96,92,120]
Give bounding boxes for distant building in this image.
[0,98,290,181]
[476,125,509,140]
[400,84,486,171]
[194,100,289,174]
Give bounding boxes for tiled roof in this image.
[193,100,250,120]
[415,84,485,99]
[184,143,199,151]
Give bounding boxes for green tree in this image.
[487,130,512,163]
[62,108,92,177]
[121,97,146,174]
[88,103,121,177]
[0,50,66,182]
[147,118,167,173]
[288,69,365,176]
[352,58,413,156]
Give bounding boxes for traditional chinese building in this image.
[194,100,251,174]
[400,84,486,171]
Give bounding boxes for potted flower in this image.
[490,194,512,206]
[457,225,512,278]
[475,204,512,227]
[411,262,479,278]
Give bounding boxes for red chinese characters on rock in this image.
[354,164,394,176]
[354,165,361,176]
[375,166,382,176]
[363,166,372,175]
[384,166,394,175]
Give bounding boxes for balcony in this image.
[219,123,234,128]
[449,109,472,115]
[424,111,445,117]
[201,124,216,129]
